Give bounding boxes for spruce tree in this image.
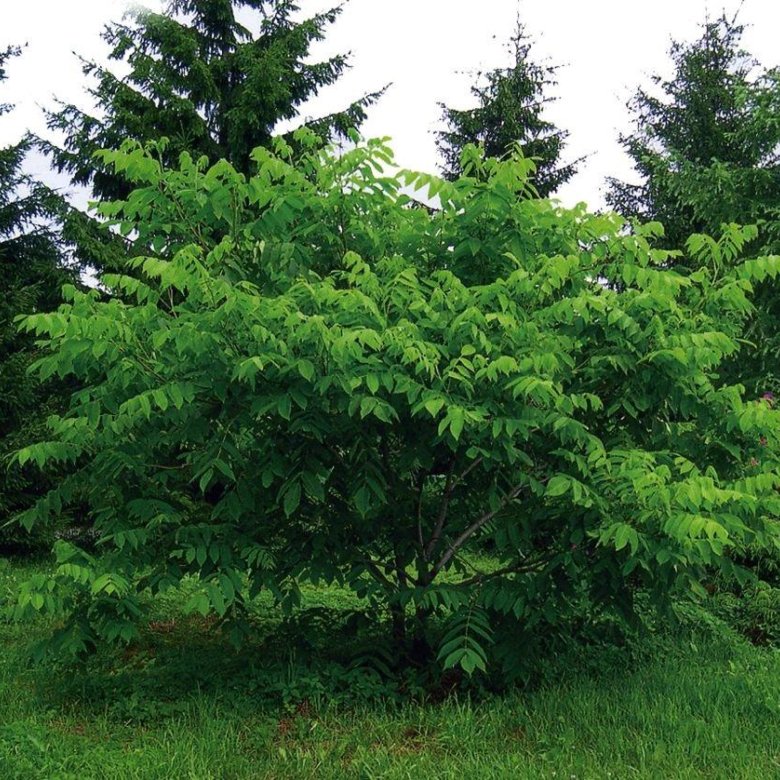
[0,47,76,552]
[607,15,780,395]
[607,14,780,252]
[45,0,381,201]
[436,23,578,195]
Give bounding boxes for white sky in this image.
[1,0,778,210]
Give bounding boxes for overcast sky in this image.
[1,0,778,210]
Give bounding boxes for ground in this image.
[1,558,779,779]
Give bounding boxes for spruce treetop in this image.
[607,14,780,250]
[45,0,382,200]
[436,23,579,196]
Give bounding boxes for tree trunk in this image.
[390,602,406,647]
[411,605,432,665]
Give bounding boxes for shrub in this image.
[728,543,780,587]
[7,133,780,675]
[711,582,780,646]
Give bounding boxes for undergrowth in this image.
[2,558,780,779]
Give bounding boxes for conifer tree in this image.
[607,14,780,252]
[607,15,780,394]
[436,23,578,195]
[45,0,381,201]
[0,47,76,551]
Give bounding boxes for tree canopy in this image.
[10,135,780,675]
[0,46,77,551]
[45,0,383,201]
[436,24,578,195]
[607,15,780,396]
[607,14,780,252]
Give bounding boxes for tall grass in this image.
[1,558,779,779]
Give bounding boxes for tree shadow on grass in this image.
[36,606,433,724]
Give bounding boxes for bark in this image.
[390,602,406,646]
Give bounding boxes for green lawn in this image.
[1,559,779,779]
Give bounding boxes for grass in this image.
[1,558,780,779]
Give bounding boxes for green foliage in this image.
[8,133,780,677]
[728,542,780,587]
[437,604,493,675]
[436,23,578,193]
[0,46,77,555]
[608,10,780,408]
[711,581,780,646]
[3,559,780,778]
[43,0,384,281]
[606,15,780,396]
[45,0,383,201]
[607,14,780,250]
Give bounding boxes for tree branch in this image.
[394,545,408,590]
[416,476,425,552]
[451,455,483,490]
[453,551,560,588]
[424,457,456,560]
[359,557,394,590]
[423,455,486,564]
[431,481,526,577]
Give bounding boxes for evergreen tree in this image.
[607,15,780,395]
[0,46,76,552]
[436,23,578,195]
[607,14,780,252]
[45,0,382,201]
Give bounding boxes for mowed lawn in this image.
[1,559,779,780]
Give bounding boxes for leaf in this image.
[277,395,292,420]
[425,397,445,417]
[366,374,380,394]
[297,360,315,381]
[283,483,301,517]
[198,468,214,494]
[168,384,185,409]
[138,394,152,419]
[546,476,569,497]
[354,486,371,517]
[213,458,236,482]
[152,389,169,411]
[613,524,639,555]
[449,407,465,441]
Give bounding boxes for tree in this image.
[0,47,77,553]
[608,15,780,397]
[45,0,382,202]
[436,23,578,195]
[607,14,780,254]
[9,136,780,678]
